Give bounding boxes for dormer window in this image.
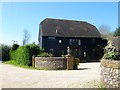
[56,29,58,34]
[55,26,61,34]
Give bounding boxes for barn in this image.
[38,18,107,62]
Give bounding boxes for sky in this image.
[1,2,118,45]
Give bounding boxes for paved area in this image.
[0,62,101,88]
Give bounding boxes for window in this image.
[48,37,55,39]
[69,39,77,45]
[69,39,72,45]
[78,39,81,45]
[48,37,56,42]
[69,39,80,45]
[59,40,62,43]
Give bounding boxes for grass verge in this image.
[3,60,45,70]
[3,60,66,70]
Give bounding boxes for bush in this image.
[11,44,19,50]
[103,40,120,60]
[16,46,30,65]
[9,44,40,66]
[9,44,19,62]
[37,52,53,57]
[73,58,80,69]
[39,48,45,54]
[0,44,11,61]
[37,48,53,57]
[9,50,17,61]
[74,58,80,65]
[103,51,120,60]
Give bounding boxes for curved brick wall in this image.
[100,59,120,88]
[35,57,67,70]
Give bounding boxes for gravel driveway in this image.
[0,62,101,88]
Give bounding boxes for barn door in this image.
[71,48,81,59]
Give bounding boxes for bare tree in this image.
[98,25,113,39]
[23,29,30,45]
[99,25,111,35]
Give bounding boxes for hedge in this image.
[9,44,40,66]
[9,50,17,61]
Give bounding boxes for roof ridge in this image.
[40,18,96,28]
[43,18,88,23]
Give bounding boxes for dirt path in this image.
[0,62,101,88]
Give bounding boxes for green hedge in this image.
[9,50,17,61]
[9,44,40,66]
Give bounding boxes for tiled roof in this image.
[39,18,101,38]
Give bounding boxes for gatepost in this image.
[66,54,74,70]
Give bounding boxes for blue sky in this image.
[1,2,118,45]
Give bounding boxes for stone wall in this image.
[34,57,67,70]
[100,59,120,88]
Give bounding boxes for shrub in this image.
[9,44,40,66]
[16,46,30,65]
[0,44,11,61]
[9,50,17,61]
[37,48,53,57]
[103,51,120,60]
[39,48,45,54]
[11,44,19,50]
[74,58,80,65]
[73,58,80,69]
[9,44,19,62]
[103,40,120,60]
[37,52,53,57]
